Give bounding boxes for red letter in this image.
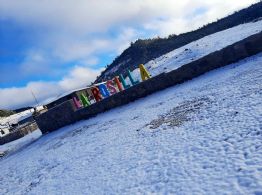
[91,87,102,102]
[114,76,123,91]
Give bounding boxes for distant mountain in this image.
[95,1,262,83]
[0,107,33,118]
[0,109,15,118]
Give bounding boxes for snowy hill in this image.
[95,1,262,83]
[0,109,33,125]
[129,19,262,82]
[0,51,261,193]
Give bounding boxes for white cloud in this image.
[19,50,51,75]
[0,82,60,110]
[0,0,258,43]
[114,27,140,54]
[143,0,260,36]
[58,66,102,91]
[0,0,258,64]
[0,66,101,109]
[45,27,141,64]
[81,57,100,66]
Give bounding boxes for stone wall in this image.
[35,31,262,134]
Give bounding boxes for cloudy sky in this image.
[0,0,259,109]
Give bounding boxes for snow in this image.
[0,109,33,125]
[129,20,262,82]
[0,52,261,194]
[0,109,34,137]
[0,129,42,157]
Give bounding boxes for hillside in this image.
[0,109,33,125]
[95,1,262,83]
[0,107,33,119]
[129,20,262,81]
[1,52,261,194]
[0,110,15,118]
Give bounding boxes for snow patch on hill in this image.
[0,109,33,125]
[129,20,262,82]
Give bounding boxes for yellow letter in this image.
[139,64,151,81]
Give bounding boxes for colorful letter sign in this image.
[139,64,151,81]
[80,93,90,107]
[119,74,130,89]
[99,84,110,98]
[91,87,102,102]
[127,70,139,85]
[114,76,123,91]
[73,96,82,109]
[106,80,117,95]
[73,64,152,110]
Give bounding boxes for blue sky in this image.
[0,0,259,109]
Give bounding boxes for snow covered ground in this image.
[0,52,261,194]
[0,129,42,156]
[130,20,262,82]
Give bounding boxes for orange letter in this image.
[113,76,123,91]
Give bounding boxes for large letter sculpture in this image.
[80,93,90,107]
[127,70,139,85]
[139,64,151,81]
[114,76,123,91]
[91,87,103,102]
[73,96,82,109]
[119,74,130,89]
[106,80,117,95]
[99,84,110,98]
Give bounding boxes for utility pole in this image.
[30,89,39,107]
